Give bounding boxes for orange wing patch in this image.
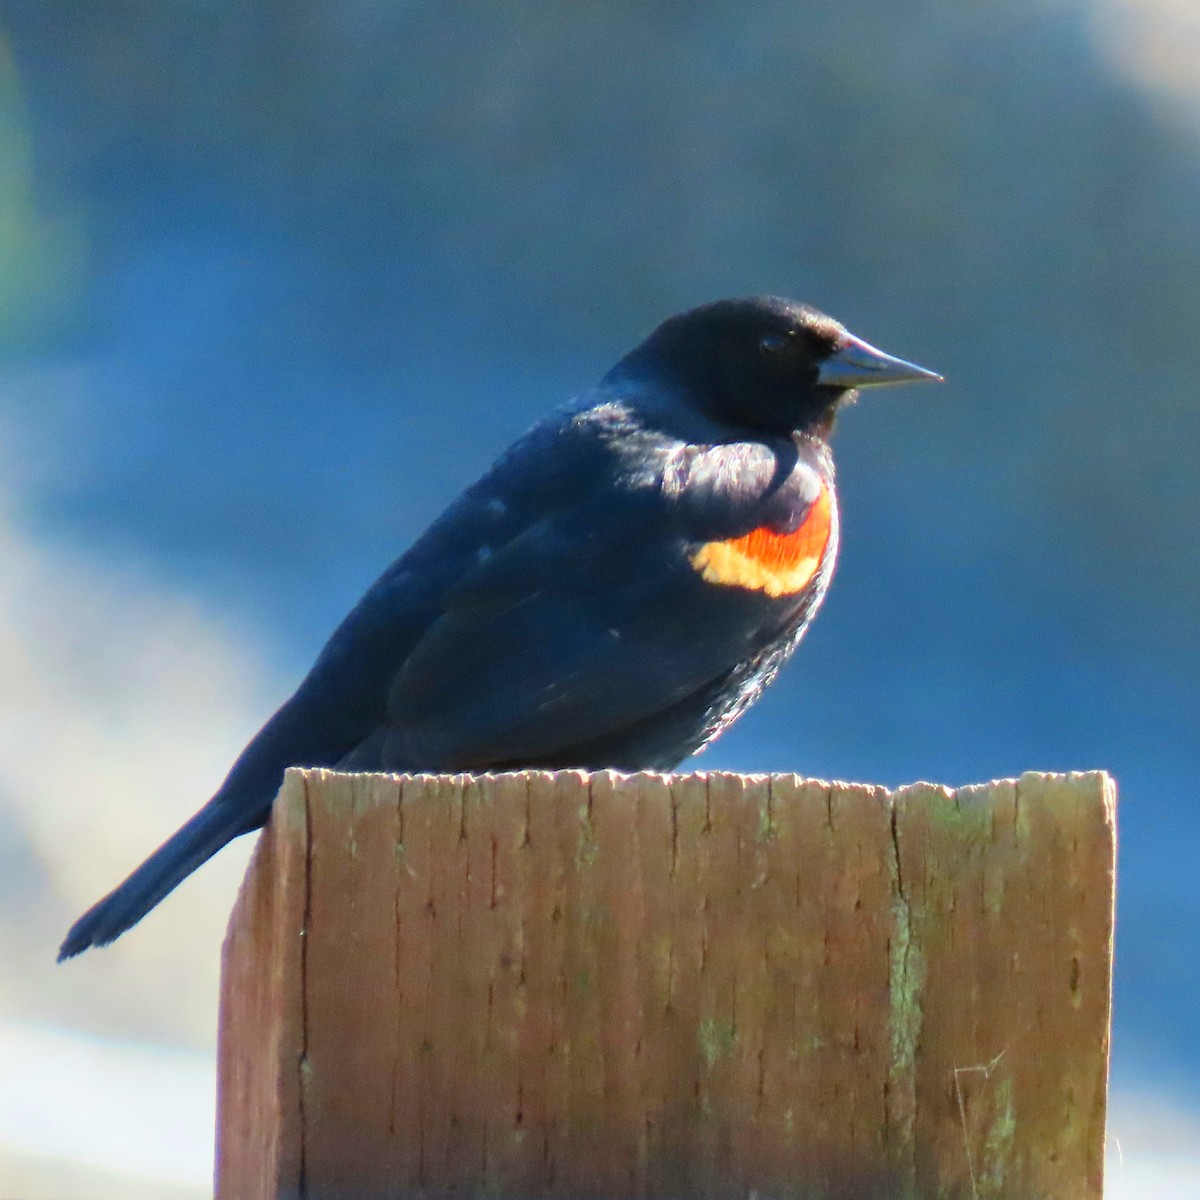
[690,483,833,597]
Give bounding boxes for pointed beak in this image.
[816,332,943,389]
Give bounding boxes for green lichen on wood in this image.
[925,789,989,843]
[888,843,925,1080]
[790,1032,827,1059]
[983,863,1006,917]
[1014,779,1033,842]
[697,1018,736,1068]
[757,790,777,843]
[575,802,599,866]
[888,890,925,1065]
[978,1076,1017,1196]
[887,811,925,1195]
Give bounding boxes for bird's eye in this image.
[758,333,790,358]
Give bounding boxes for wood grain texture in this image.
[216,769,1115,1200]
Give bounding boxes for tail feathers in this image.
[57,800,259,961]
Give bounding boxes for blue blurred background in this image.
[0,2,1197,1195]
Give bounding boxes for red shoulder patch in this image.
[690,483,833,597]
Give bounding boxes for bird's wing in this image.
[369,448,827,769]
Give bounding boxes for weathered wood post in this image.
[216,769,1115,1200]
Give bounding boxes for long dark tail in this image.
[57,797,265,961]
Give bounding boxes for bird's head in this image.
[617,296,942,438]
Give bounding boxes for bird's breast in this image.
[689,481,835,598]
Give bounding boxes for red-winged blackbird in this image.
[59,296,939,959]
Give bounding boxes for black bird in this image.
[59,297,939,959]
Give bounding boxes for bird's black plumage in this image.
[58,296,939,959]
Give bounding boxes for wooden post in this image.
[216,769,1115,1200]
